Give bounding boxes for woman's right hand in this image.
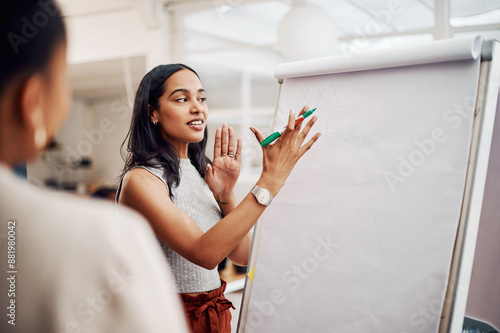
[250,105,321,196]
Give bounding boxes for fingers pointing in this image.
[297,105,308,117]
[250,126,265,144]
[297,115,318,145]
[299,132,321,157]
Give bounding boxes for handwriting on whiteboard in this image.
[325,123,360,144]
[300,84,346,109]
[324,122,382,150]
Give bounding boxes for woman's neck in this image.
[160,133,189,159]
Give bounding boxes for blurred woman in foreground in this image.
[0,1,187,332]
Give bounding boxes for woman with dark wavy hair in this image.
[117,63,320,332]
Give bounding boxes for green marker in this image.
[261,108,317,147]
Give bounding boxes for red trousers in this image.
[180,280,235,333]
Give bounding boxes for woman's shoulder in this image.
[119,166,169,203]
[123,165,166,186]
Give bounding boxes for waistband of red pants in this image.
[180,279,234,308]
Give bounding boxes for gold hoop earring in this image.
[33,108,47,149]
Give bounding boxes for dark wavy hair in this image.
[120,64,211,199]
[0,0,66,97]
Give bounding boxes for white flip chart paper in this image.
[244,37,482,333]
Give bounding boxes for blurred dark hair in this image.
[120,64,210,199]
[0,0,66,97]
[92,186,117,201]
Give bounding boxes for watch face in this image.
[257,190,271,203]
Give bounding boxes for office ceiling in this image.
[59,0,500,101]
[178,0,500,71]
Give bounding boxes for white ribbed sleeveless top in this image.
[117,158,222,293]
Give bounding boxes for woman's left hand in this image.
[205,123,242,197]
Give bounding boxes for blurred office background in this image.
[27,0,500,198]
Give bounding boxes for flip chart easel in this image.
[237,37,500,333]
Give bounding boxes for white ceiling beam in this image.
[58,0,135,18]
[434,0,451,40]
[163,0,270,14]
[185,29,267,49]
[188,42,276,54]
[450,24,500,33]
[339,28,434,42]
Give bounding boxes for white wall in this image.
[65,6,173,69]
[84,96,133,186]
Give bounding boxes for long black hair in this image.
[0,0,66,97]
[120,64,211,199]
